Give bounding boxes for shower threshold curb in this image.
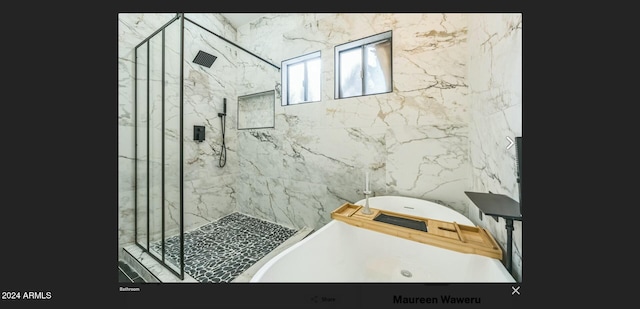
[121,245,199,282]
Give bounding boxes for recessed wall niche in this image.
[237,90,275,130]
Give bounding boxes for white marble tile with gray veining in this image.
[386,125,470,215]
[183,173,237,232]
[236,174,346,230]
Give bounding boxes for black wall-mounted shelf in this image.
[464,191,522,222]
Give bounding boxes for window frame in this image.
[281,50,322,106]
[334,30,393,99]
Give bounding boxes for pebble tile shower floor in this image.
[151,212,297,283]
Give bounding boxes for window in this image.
[335,31,392,99]
[281,51,321,106]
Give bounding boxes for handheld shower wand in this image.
[217,98,227,167]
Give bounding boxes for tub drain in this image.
[400,270,412,277]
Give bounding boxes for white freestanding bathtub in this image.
[250,196,515,282]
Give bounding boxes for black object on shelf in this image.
[374,213,428,232]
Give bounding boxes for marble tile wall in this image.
[181,16,240,233]
[466,13,523,281]
[234,13,472,230]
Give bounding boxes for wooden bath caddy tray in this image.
[331,203,503,260]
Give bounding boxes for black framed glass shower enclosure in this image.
[132,13,281,281]
[134,14,184,279]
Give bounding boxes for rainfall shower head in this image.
[193,50,217,68]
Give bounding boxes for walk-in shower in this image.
[133,13,284,281]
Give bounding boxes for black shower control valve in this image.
[194,125,205,142]
[218,112,226,117]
